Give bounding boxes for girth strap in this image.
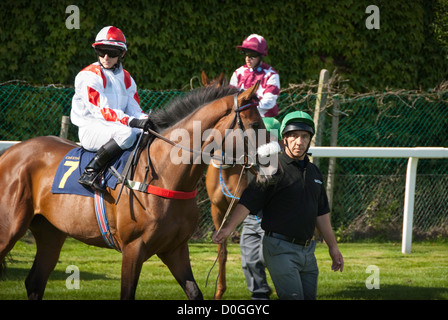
[109,162,197,200]
[125,179,197,200]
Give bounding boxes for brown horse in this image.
[200,72,249,299]
[0,83,275,300]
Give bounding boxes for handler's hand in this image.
[329,246,344,272]
[212,227,232,244]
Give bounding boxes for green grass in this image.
[1,238,447,300]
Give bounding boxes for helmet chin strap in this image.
[98,58,120,71]
[249,57,262,72]
[99,62,118,71]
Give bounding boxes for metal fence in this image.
[1,81,447,240]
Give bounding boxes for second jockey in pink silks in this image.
[230,34,280,118]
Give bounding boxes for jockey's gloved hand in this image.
[128,118,155,132]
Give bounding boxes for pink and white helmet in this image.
[236,34,268,56]
[92,26,127,51]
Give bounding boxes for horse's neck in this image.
[142,102,230,192]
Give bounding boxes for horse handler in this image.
[213,111,344,300]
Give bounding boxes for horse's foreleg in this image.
[120,240,147,300]
[158,243,203,300]
[26,215,67,300]
[211,205,228,300]
[215,241,228,300]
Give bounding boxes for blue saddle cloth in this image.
[51,147,132,198]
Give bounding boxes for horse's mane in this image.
[150,85,239,131]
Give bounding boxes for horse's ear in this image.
[201,70,210,86]
[217,73,226,87]
[238,80,260,105]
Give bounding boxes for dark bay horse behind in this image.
[0,83,276,299]
[202,71,247,299]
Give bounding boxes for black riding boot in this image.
[78,139,123,190]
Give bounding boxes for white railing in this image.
[309,146,448,254]
[0,141,20,153]
[2,141,447,253]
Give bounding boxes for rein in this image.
[205,162,246,294]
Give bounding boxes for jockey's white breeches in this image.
[78,121,142,151]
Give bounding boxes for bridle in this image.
[220,93,260,166]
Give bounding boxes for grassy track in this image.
[1,238,447,300]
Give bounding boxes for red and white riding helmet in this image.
[237,34,268,56]
[92,26,127,51]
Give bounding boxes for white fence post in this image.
[326,96,340,212]
[59,115,70,139]
[402,157,419,254]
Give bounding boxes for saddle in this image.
[51,145,133,198]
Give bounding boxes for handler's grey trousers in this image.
[240,215,271,299]
[263,236,318,300]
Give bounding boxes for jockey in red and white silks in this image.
[71,26,148,152]
[71,61,146,151]
[230,34,280,118]
[71,26,151,190]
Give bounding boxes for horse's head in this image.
[148,83,280,185]
[209,82,281,184]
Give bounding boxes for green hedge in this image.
[1,0,447,91]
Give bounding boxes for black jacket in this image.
[239,152,330,241]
